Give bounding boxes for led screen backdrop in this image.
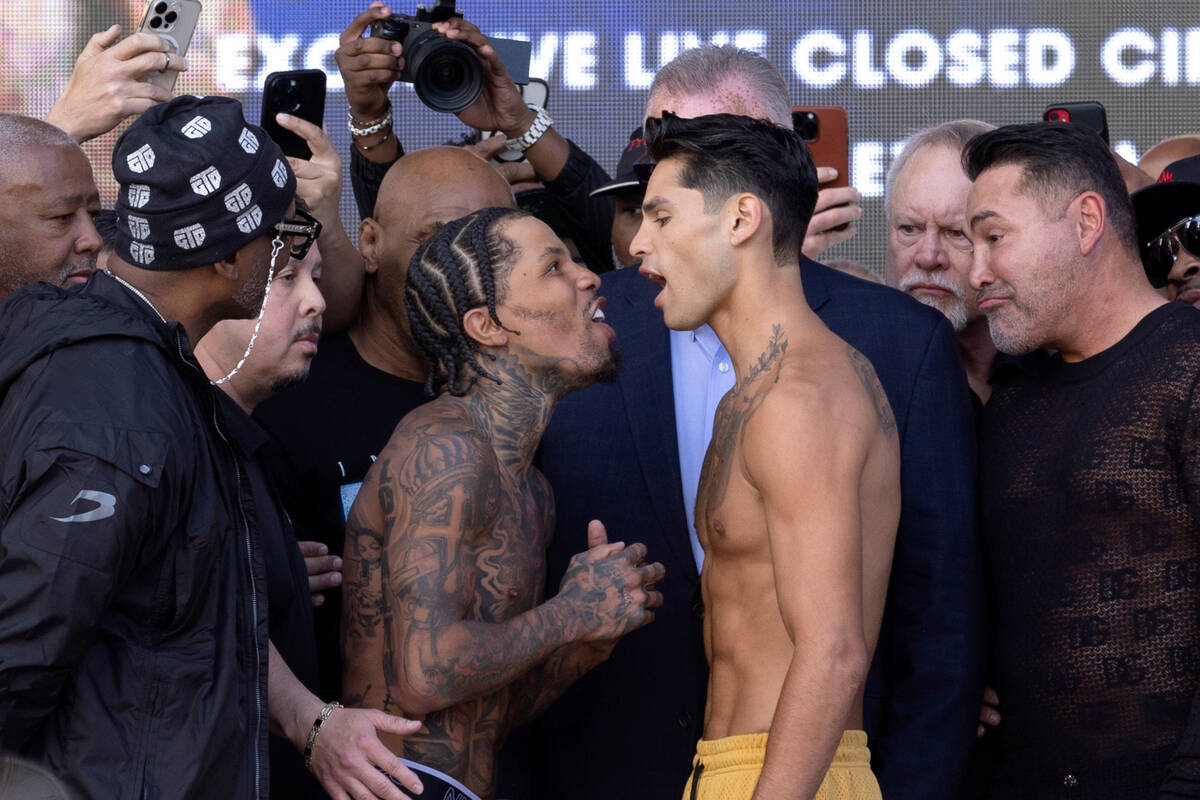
[4,0,1199,270]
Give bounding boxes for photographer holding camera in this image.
[336,3,861,276]
[334,3,404,213]
[334,3,613,269]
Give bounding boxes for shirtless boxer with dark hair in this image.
[631,113,901,800]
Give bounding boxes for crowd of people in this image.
[2,4,1200,800]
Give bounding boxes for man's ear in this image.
[728,193,764,248]
[212,230,269,285]
[1074,191,1106,257]
[359,217,381,275]
[463,306,511,348]
[211,254,240,284]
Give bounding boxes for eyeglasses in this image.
[272,206,322,260]
[1143,215,1200,280]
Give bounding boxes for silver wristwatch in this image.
[505,106,554,154]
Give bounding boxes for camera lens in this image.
[795,112,819,141]
[149,16,162,29]
[165,10,177,23]
[154,2,168,12]
[408,34,483,114]
[430,58,465,92]
[280,80,302,113]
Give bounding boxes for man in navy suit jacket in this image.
[518,256,985,800]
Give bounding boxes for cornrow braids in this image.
[405,206,531,397]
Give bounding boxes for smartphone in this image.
[490,79,550,163]
[260,70,328,160]
[1044,101,1109,144]
[136,0,202,93]
[791,105,849,189]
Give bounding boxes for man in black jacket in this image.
[0,96,421,800]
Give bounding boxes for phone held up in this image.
[261,70,328,161]
[1044,101,1109,145]
[136,0,202,93]
[791,105,850,189]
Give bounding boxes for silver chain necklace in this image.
[105,269,167,324]
[212,236,284,385]
[104,237,284,385]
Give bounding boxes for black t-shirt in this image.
[255,331,429,701]
[980,303,1200,798]
[216,391,322,800]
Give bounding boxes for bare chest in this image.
[695,326,790,556]
[696,391,768,557]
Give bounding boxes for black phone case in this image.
[1044,101,1109,145]
[261,69,327,160]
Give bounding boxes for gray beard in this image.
[911,292,968,333]
[986,315,1039,356]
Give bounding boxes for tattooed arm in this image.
[343,422,664,716]
[504,518,639,728]
[505,640,614,729]
[745,387,874,800]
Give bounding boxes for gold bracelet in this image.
[303,701,343,771]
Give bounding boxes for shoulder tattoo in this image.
[848,346,897,437]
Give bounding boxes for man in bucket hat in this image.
[0,96,421,800]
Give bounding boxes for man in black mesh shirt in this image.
[965,121,1200,797]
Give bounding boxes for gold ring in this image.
[163,51,172,72]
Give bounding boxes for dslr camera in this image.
[370,0,530,114]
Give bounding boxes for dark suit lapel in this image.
[610,280,698,583]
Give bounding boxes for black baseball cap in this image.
[1131,154,1200,286]
[590,126,650,198]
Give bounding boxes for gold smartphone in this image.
[136,0,203,93]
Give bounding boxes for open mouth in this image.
[588,296,607,322]
[637,261,665,286]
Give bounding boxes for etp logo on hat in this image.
[112,96,296,271]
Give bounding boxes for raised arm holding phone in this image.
[45,25,187,142]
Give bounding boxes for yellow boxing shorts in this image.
[680,730,882,800]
